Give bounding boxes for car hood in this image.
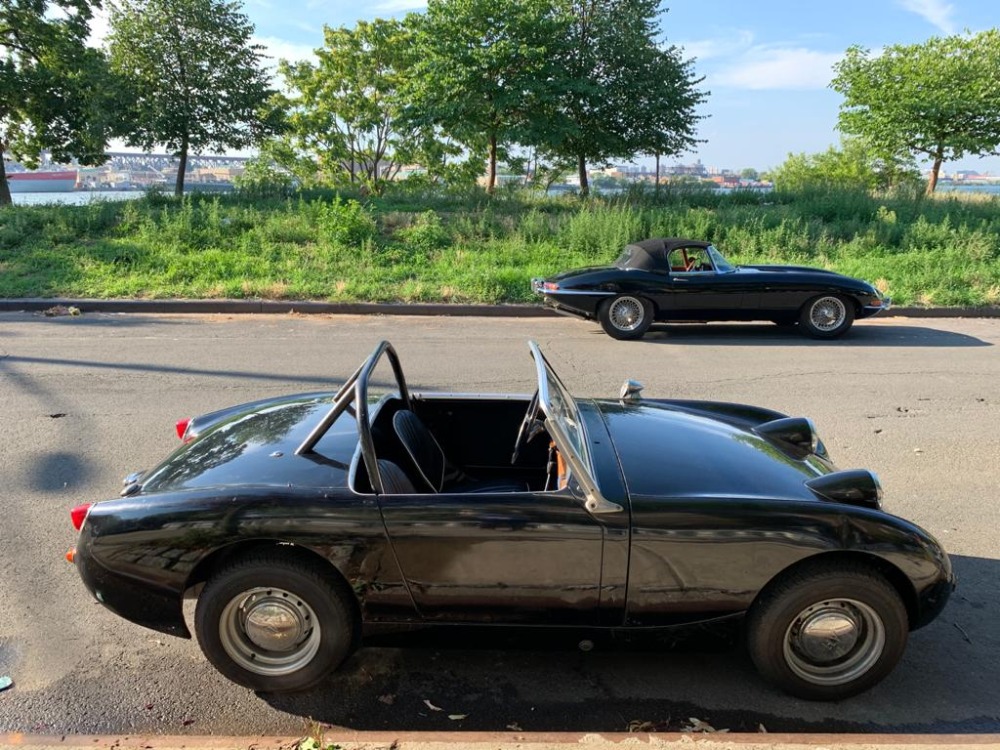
[139,393,357,494]
[594,399,835,502]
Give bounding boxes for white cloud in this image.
[712,47,843,90]
[676,30,754,61]
[254,35,318,67]
[374,0,427,11]
[896,0,956,33]
[85,6,110,47]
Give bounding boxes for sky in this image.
[93,0,1000,174]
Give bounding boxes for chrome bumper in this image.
[531,277,544,294]
[865,295,892,316]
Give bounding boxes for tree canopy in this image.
[831,30,1000,194]
[107,0,280,196]
[0,0,113,205]
[406,0,567,193]
[280,19,437,194]
[541,0,705,195]
[770,138,920,193]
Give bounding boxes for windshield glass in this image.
[708,245,735,273]
[528,342,619,513]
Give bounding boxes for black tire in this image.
[798,295,855,338]
[195,552,356,692]
[598,295,654,340]
[745,562,908,701]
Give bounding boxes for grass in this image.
[1,184,999,307]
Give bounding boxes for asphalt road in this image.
[0,312,998,736]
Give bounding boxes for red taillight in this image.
[70,503,92,531]
[543,282,560,291]
[176,417,191,440]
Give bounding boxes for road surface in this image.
[0,312,997,736]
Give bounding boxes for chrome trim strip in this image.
[536,288,617,296]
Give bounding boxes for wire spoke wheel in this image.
[609,297,644,331]
[783,598,885,686]
[809,297,847,332]
[219,586,322,677]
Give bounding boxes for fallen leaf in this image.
[182,719,194,727]
[423,699,443,712]
[506,723,522,732]
[758,723,767,733]
[378,694,395,705]
[448,714,467,721]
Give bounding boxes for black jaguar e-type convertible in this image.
[69,341,951,700]
[533,238,891,340]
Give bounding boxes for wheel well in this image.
[751,551,919,629]
[185,540,361,625]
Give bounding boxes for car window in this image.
[668,246,714,273]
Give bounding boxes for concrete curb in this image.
[1,298,1000,318]
[4,733,1000,750]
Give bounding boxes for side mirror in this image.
[619,379,643,404]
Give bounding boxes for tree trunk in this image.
[577,154,589,197]
[175,137,189,197]
[654,153,661,196]
[926,151,944,195]
[487,134,497,194]
[0,154,12,207]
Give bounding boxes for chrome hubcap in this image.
[219,587,321,676]
[810,297,846,332]
[784,599,885,686]
[609,297,644,331]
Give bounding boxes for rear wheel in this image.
[799,295,855,338]
[195,553,355,692]
[745,562,908,701]
[599,295,653,340]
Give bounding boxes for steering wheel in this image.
[511,389,541,465]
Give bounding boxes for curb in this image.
[4,733,1000,750]
[1,298,1000,319]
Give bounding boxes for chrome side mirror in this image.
[619,379,643,404]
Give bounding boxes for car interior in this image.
[352,395,566,496]
[669,246,715,273]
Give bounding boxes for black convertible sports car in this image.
[69,341,951,700]
[533,237,892,340]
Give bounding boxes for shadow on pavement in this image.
[630,323,992,347]
[262,553,998,735]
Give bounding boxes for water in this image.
[937,183,1000,195]
[10,190,144,206]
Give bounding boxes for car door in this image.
[376,488,606,625]
[653,245,745,319]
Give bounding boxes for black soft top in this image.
[615,237,711,271]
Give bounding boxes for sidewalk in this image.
[4,733,1000,750]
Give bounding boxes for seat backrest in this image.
[392,409,446,493]
[376,459,417,495]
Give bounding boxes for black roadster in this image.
[533,237,891,340]
[69,341,951,700]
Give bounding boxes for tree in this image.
[406,0,566,194]
[630,40,706,193]
[542,0,704,196]
[0,0,113,206]
[107,0,281,197]
[831,30,1000,194]
[280,19,427,194]
[769,138,920,192]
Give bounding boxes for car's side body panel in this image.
[536,239,889,325]
[75,486,417,638]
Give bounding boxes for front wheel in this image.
[745,563,908,701]
[799,295,855,338]
[599,295,653,340]
[195,553,356,692]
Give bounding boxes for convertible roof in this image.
[616,237,711,271]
